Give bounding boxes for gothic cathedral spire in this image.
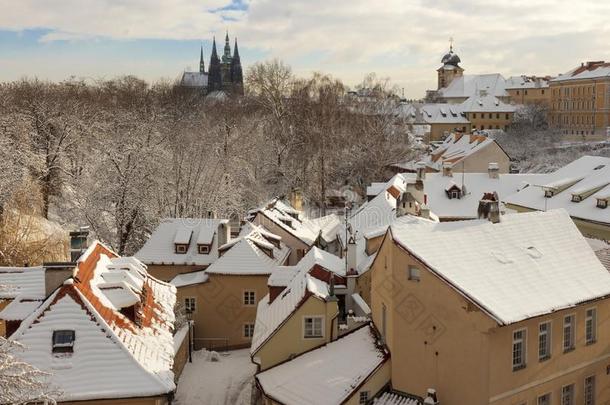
[208,37,222,92]
[230,38,244,95]
[199,45,205,73]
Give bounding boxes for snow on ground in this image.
[175,349,256,405]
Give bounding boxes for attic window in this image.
[175,244,188,254]
[52,330,75,354]
[198,244,210,254]
[597,198,608,209]
[594,165,605,170]
[571,194,582,203]
[544,189,554,198]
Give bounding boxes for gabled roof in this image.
[256,325,388,405]
[11,242,177,401]
[389,210,610,325]
[551,62,610,83]
[251,248,334,355]
[180,71,208,88]
[460,94,516,113]
[438,73,509,99]
[396,103,469,125]
[505,75,551,90]
[135,218,229,266]
[309,214,343,243]
[250,199,321,246]
[505,156,610,225]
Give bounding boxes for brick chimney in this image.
[43,262,76,297]
[477,192,500,224]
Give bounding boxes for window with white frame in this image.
[359,391,370,405]
[303,316,324,338]
[561,384,574,405]
[563,314,575,352]
[537,393,551,405]
[243,290,256,306]
[584,375,595,405]
[512,329,526,371]
[243,323,255,338]
[184,297,196,313]
[586,308,597,345]
[538,321,551,361]
[408,265,420,281]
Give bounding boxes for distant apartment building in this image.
[505,75,552,105]
[549,61,610,139]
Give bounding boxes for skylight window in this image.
[52,330,75,354]
[525,246,542,259]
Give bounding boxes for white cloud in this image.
[0,0,609,97]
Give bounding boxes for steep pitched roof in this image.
[438,73,509,99]
[250,199,321,246]
[389,210,610,325]
[256,325,388,405]
[136,218,229,266]
[250,248,334,355]
[11,242,177,401]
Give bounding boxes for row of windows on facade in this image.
[183,290,257,315]
[472,125,509,131]
[512,309,597,372]
[469,113,511,120]
[552,114,598,125]
[514,89,545,96]
[175,243,211,254]
[553,100,599,110]
[532,376,595,405]
[552,85,598,97]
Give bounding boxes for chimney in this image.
[424,389,439,405]
[217,221,229,248]
[289,188,303,211]
[207,210,217,219]
[347,234,357,274]
[488,162,499,179]
[477,192,500,224]
[43,262,76,297]
[416,162,426,181]
[69,227,90,262]
[420,204,431,219]
[442,162,453,177]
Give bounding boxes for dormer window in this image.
[52,330,75,354]
[597,198,608,209]
[571,194,582,203]
[544,189,554,198]
[175,244,188,254]
[198,244,211,254]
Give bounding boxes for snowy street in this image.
[175,349,257,405]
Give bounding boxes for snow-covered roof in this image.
[551,62,610,83]
[373,391,421,405]
[11,241,178,402]
[396,103,469,125]
[251,249,334,355]
[251,199,321,246]
[438,73,509,100]
[389,210,610,325]
[505,156,610,225]
[460,94,516,113]
[204,225,290,276]
[0,266,45,300]
[267,266,299,287]
[505,75,551,90]
[256,325,388,405]
[136,218,229,266]
[309,214,343,243]
[392,133,507,173]
[421,172,545,220]
[0,297,43,321]
[180,71,208,88]
[170,271,209,288]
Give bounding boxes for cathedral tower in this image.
[230,38,244,95]
[437,40,464,90]
[208,37,222,92]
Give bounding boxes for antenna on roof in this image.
[449,36,454,52]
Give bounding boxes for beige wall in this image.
[177,273,269,350]
[146,264,207,283]
[0,299,8,337]
[427,123,471,143]
[172,328,190,381]
[253,296,338,371]
[252,213,309,265]
[461,142,510,174]
[507,88,551,106]
[506,203,610,241]
[467,111,514,132]
[344,361,391,405]
[371,231,610,405]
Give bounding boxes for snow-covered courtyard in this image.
[175,349,256,405]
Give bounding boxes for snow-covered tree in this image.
[0,337,58,404]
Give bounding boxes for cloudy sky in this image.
[0,0,608,98]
